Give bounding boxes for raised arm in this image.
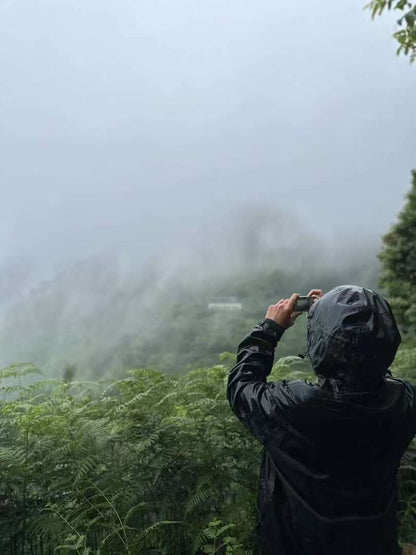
[227,290,322,444]
[227,317,287,443]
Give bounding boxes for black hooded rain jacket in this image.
[227,285,416,554]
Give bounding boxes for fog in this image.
[0,204,383,375]
[0,0,415,374]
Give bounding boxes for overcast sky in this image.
[0,0,415,285]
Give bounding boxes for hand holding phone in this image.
[265,290,323,329]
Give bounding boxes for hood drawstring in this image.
[328,377,342,396]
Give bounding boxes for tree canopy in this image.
[366,0,416,61]
[378,170,416,333]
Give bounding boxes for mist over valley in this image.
[0,204,382,377]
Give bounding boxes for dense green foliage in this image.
[378,170,416,333]
[366,0,416,61]
[0,349,415,554]
[0,358,256,554]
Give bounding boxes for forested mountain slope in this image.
[0,208,381,377]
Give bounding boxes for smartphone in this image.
[294,296,314,312]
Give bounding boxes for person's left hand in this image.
[265,293,301,329]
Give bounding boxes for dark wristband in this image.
[263,318,286,336]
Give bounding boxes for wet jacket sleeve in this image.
[227,318,289,444]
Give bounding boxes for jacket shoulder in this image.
[386,376,416,405]
[278,378,320,403]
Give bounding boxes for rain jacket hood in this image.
[307,285,402,392]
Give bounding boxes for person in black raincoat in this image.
[227,284,416,555]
